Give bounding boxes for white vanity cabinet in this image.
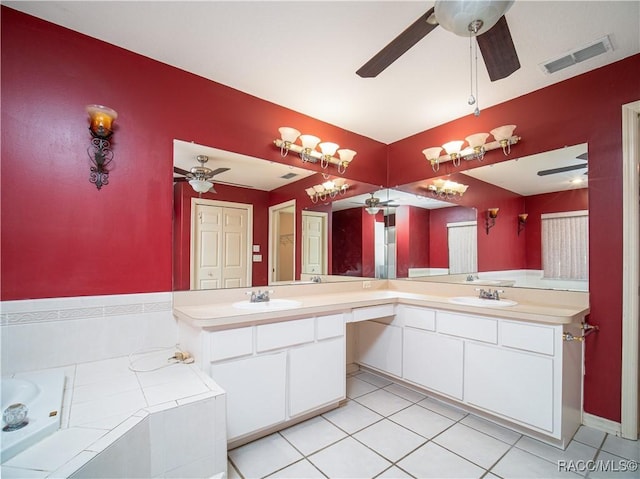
[197,313,346,445]
[393,305,582,447]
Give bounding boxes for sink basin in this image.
[448,296,518,308]
[232,299,303,311]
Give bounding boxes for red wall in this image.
[332,208,364,276]
[0,7,387,300]
[389,55,640,422]
[396,206,431,277]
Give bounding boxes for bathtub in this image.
[1,369,65,462]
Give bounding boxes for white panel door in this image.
[289,338,345,417]
[464,342,554,431]
[302,212,327,274]
[193,203,249,289]
[194,204,223,289]
[222,207,248,288]
[356,321,403,377]
[210,352,287,441]
[403,327,463,399]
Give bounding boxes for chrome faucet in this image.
[247,289,274,303]
[476,288,504,300]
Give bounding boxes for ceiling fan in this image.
[173,155,231,193]
[537,152,588,176]
[364,193,400,213]
[356,0,520,82]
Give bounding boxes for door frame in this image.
[621,100,639,439]
[190,198,253,290]
[268,199,296,284]
[301,210,328,275]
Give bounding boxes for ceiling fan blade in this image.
[476,15,520,81]
[537,164,588,176]
[356,7,437,78]
[173,177,188,183]
[173,166,191,176]
[576,152,588,161]
[210,167,230,177]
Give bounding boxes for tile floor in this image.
[227,370,640,479]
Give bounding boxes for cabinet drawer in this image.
[350,304,395,322]
[401,306,436,331]
[257,318,315,352]
[501,322,555,356]
[317,313,344,340]
[437,312,497,343]
[210,327,253,361]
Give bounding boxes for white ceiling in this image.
[7,1,639,144]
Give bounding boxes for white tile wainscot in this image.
[178,312,346,448]
[1,356,227,479]
[353,303,585,449]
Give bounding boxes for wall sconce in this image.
[518,213,528,236]
[305,178,349,203]
[427,179,469,200]
[422,125,520,172]
[274,127,356,174]
[485,208,499,234]
[86,104,117,190]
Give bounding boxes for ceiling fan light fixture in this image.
[366,207,381,215]
[434,0,514,37]
[189,178,214,194]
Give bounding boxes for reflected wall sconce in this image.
[274,127,356,174]
[518,213,528,236]
[422,125,520,172]
[485,208,499,234]
[305,178,349,203]
[427,179,469,200]
[86,104,117,190]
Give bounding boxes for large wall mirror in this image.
[393,143,589,291]
[173,141,588,292]
[173,140,383,291]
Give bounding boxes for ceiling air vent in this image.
[280,172,298,180]
[540,35,613,74]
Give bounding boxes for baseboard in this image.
[582,412,622,436]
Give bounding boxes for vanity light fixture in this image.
[518,213,528,236]
[485,208,499,234]
[427,179,469,200]
[422,125,520,172]
[274,127,356,174]
[86,104,117,190]
[305,178,349,203]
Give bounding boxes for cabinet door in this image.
[465,342,554,432]
[289,338,345,417]
[210,352,287,441]
[403,328,463,399]
[356,321,402,377]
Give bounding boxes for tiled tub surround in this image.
[1,292,176,375]
[175,279,589,450]
[1,355,226,478]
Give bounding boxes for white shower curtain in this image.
[542,211,588,280]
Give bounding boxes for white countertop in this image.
[173,281,589,330]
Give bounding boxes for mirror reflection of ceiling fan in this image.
[537,152,588,176]
[363,193,401,214]
[173,155,250,194]
[357,0,520,82]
